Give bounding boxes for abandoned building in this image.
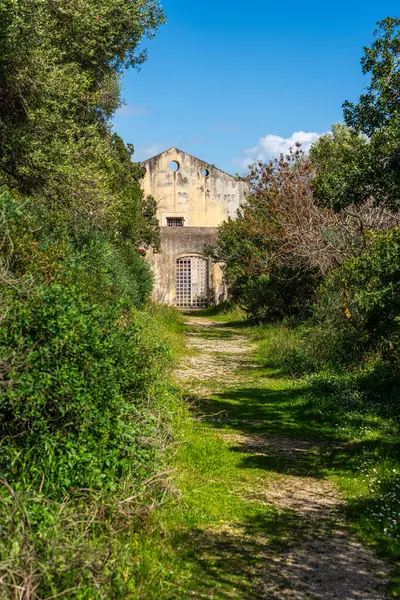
[141,148,248,308]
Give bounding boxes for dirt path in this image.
[175,316,389,600]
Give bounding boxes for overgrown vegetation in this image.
[209,17,400,590]
[147,315,400,597]
[214,16,400,400]
[2,3,400,596]
[0,1,193,597]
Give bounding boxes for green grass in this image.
[20,309,394,598]
[183,301,246,323]
[146,302,188,359]
[147,403,311,598]
[255,321,400,594]
[0,303,188,600]
[143,314,400,598]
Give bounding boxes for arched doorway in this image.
[176,255,209,308]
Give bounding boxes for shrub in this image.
[239,272,316,322]
[0,276,171,495]
[255,229,400,412]
[0,187,170,494]
[0,190,180,598]
[331,229,400,357]
[294,228,400,385]
[67,233,154,309]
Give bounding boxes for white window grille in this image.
[176,256,208,308]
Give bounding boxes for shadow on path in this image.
[176,317,390,599]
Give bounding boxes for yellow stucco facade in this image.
[141,148,247,307]
[141,148,247,227]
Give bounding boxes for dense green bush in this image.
[214,201,318,322]
[0,187,166,494]
[329,228,400,359]
[0,282,167,495]
[66,233,154,309]
[238,272,316,322]
[0,187,182,597]
[293,229,400,379]
[0,0,171,595]
[255,230,400,411]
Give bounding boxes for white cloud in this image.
[115,104,149,118]
[234,130,323,170]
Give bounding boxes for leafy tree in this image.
[215,143,399,319]
[312,18,400,211]
[0,0,164,245]
[343,17,400,135]
[107,133,160,248]
[214,148,320,319]
[310,123,372,210]
[311,120,400,211]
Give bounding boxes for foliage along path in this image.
[173,315,389,599]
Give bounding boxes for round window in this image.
[169,160,180,172]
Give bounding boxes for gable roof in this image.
[141,147,240,180]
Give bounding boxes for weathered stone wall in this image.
[147,227,227,305]
[141,148,247,227]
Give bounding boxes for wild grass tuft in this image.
[252,321,315,375]
[187,301,246,323]
[145,303,188,359]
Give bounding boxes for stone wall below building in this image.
[147,227,226,306]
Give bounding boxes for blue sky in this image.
[113,0,399,174]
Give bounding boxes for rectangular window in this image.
[167,217,184,227]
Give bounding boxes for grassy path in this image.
[172,315,389,599]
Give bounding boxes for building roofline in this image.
[140,147,241,181]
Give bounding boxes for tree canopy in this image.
[311,18,400,212]
[0,0,164,246]
[343,17,400,135]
